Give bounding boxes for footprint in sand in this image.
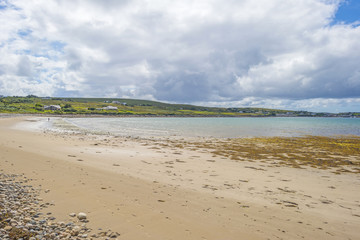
[176,159,186,163]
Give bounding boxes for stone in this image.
[109,232,120,238]
[4,225,12,231]
[77,212,87,220]
[72,226,81,236]
[69,212,76,217]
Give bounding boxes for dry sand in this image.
[1,116,360,240]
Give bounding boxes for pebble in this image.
[3,226,12,231]
[77,212,87,220]
[0,173,118,239]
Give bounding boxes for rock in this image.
[4,225,12,231]
[77,212,87,220]
[72,226,81,236]
[109,232,120,238]
[69,212,76,217]
[58,221,65,227]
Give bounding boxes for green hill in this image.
[0,95,327,117]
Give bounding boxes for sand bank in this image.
[1,117,359,239]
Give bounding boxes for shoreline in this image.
[1,113,359,119]
[15,115,360,141]
[1,117,360,239]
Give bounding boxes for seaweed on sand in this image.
[160,136,360,174]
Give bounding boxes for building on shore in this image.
[44,105,61,111]
[98,106,118,110]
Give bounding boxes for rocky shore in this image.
[0,173,120,240]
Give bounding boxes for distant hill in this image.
[0,96,358,117]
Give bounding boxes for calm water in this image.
[58,117,360,138]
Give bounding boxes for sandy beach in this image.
[1,116,360,240]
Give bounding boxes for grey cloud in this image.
[65,48,83,71]
[0,64,6,76]
[154,72,211,102]
[17,56,32,76]
[83,0,131,10]
[53,89,81,98]
[0,0,359,112]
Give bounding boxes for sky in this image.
[0,0,359,113]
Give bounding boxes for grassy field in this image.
[0,96,296,116]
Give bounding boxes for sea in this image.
[39,117,360,138]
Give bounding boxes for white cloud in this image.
[0,0,359,112]
[195,97,360,113]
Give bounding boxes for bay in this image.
[57,117,360,138]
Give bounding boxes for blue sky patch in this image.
[334,0,360,24]
[17,29,32,37]
[33,53,51,59]
[0,0,18,11]
[15,49,31,55]
[50,41,66,53]
[0,0,7,10]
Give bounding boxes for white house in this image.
[112,101,127,106]
[102,106,118,110]
[44,105,61,111]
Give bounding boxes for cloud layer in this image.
[0,0,359,112]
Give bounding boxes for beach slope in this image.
[1,117,359,240]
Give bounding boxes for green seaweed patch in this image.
[159,136,360,174]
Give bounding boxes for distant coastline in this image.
[1,113,360,119]
[1,96,359,118]
[1,113,359,119]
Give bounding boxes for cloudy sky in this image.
[0,0,359,112]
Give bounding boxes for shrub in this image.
[63,108,77,112]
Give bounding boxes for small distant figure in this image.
[48,118,50,121]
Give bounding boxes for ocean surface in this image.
[45,117,360,138]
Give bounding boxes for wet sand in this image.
[1,117,360,240]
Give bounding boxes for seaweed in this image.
[159,136,360,174]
